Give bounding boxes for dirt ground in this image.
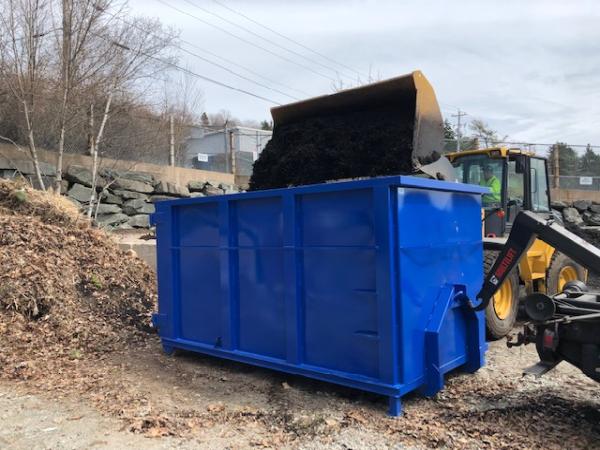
[2,332,599,450]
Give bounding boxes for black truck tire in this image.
[546,252,587,295]
[484,251,520,340]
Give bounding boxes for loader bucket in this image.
[249,70,444,190]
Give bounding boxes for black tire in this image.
[546,252,586,295]
[484,251,520,340]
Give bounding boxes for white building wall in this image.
[184,126,272,173]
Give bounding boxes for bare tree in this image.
[331,64,381,92]
[0,0,52,189]
[469,119,508,148]
[84,13,177,216]
[208,109,238,128]
[161,70,204,165]
[51,0,114,193]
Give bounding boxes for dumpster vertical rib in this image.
[219,199,239,350]
[283,192,303,364]
[153,204,177,341]
[171,205,182,340]
[373,185,399,386]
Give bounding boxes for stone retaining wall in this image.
[0,144,234,188]
[551,199,600,247]
[0,144,237,229]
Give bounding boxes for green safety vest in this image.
[481,175,501,203]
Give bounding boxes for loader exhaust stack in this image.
[249,70,445,190]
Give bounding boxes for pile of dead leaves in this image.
[0,178,80,226]
[0,179,156,380]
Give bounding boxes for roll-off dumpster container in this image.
[151,176,488,415]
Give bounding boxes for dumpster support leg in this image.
[423,285,462,396]
[461,296,486,373]
[388,396,402,416]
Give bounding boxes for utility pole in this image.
[553,144,560,189]
[169,114,175,166]
[229,129,236,175]
[223,123,229,173]
[452,109,467,152]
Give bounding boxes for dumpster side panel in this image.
[177,203,223,345]
[236,197,286,359]
[300,189,380,378]
[396,187,485,385]
[179,247,222,344]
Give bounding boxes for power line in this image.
[100,10,301,101]
[155,0,340,83]
[91,30,282,105]
[180,0,358,82]
[210,0,367,80]
[499,141,600,150]
[177,44,300,101]
[179,41,309,97]
[144,55,282,105]
[442,138,600,150]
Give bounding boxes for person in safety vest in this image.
[480,165,501,205]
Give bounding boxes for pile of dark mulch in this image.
[0,179,157,380]
[249,106,417,190]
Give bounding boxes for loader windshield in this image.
[452,155,503,206]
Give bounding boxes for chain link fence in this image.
[555,175,600,191]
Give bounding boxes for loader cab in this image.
[449,148,551,239]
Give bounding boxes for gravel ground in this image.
[2,333,599,450]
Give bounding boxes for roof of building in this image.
[193,125,273,138]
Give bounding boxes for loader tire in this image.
[546,252,586,295]
[484,251,520,340]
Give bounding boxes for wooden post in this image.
[169,114,175,166]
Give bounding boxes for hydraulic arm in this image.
[472,211,600,381]
[475,211,600,310]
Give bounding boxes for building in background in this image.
[184,126,272,180]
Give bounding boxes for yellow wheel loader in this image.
[250,70,587,339]
[446,148,586,339]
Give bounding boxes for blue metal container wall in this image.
[151,176,488,415]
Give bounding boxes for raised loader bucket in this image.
[249,70,445,190]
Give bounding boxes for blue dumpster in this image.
[151,176,487,415]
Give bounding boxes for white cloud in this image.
[130,0,600,147]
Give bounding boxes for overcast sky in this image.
[130,0,600,150]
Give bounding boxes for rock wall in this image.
[552,200,600,247]
[0,143,235,189]
[0,160,238,229]
[68,166,238,229]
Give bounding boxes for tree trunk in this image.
[54,0,72,194]
[86,104,96,218]
[87,92,113,218]
[169,114,175,166]
[54,123,66,193]
[22,100,45,190]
